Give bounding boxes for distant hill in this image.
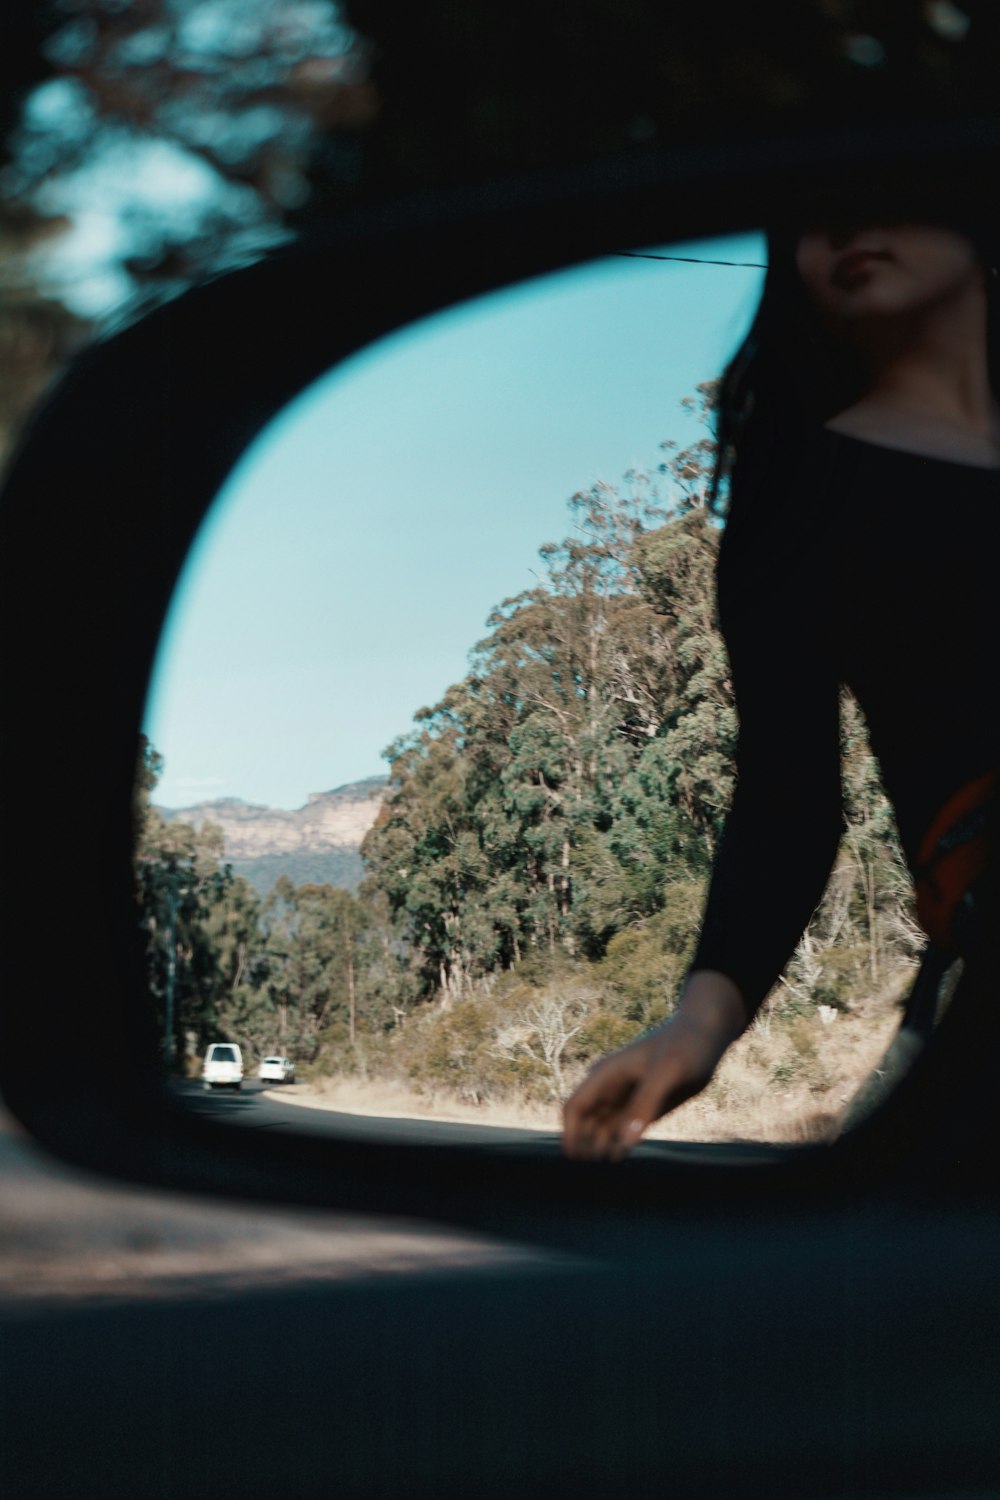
[225,848,366,898]
[156,776,388,896]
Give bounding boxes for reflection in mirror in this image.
[137,227,945,1153]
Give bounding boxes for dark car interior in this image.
[3,4,1000,1496]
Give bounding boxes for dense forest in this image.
[134,383,924,1114]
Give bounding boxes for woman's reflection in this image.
[563,219,1000,1160]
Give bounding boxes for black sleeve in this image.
[687,533,844,1020]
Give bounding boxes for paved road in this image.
[0,1078,796,1315]
[6,1085,1000,1500]
[176,1075,563,1146]
[5,1087,1000,1500]
[175,1078,785,1160]
[0,1090,566,1312]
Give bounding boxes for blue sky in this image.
[143,231,767,810]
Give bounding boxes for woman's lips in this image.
[832,250,889,286]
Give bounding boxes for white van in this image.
[202,1042,244,1091]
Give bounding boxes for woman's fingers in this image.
[611,1062,689,1152]
[562,1053,641,1160]
[563,978,746,1162]
[606,1114,645,1163]
[605,1064,674,1161]
[563,1028,712,1161]
[612,1052,686,1154]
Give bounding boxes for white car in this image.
[259,1055,296,1084]
[202,1042,244,1091]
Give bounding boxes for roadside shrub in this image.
[595,884,703,1024]
[572,1011,639,1061]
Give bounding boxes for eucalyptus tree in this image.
[253,876,374,1059]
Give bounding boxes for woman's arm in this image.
[690,552,844,1012]
[562,538,843,1160]
[562,969,748,1161]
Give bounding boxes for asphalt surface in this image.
[0,1077,814,1318]
[5,1078,760,1316]
[176,1076,788,1161]
[176,1074,563,1146]
[4,1085,1000,1499]
[0,1085,565,1312]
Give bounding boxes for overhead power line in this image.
[615,251,768,267]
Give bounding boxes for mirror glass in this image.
[137,231,924,1151]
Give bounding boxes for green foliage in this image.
[573,1011,640,1059]
[362,411,736,1006]
[134,749,262,1070]
[390,971,611,1105]
[405,999,522,1105]
[595,880,706,1024]
[230,849,367,898]
[249,878,375,1064]
[132,380,924,1110]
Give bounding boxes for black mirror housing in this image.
[4,113,1000,1254]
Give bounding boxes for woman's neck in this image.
[824,399,1000,468]
[859,378,1000,440]
[849,280,996,437]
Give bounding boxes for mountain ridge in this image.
[156,775,389,896]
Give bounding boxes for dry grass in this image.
[282,983,907,1144]
[277,1075,564,1132]
[651,994,902,1143]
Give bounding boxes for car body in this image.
[258,1055,295,1084]
[201,1042,244,1091]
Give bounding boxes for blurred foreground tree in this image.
[0,0,378,464]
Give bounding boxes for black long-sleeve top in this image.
[689,421,1000,1018]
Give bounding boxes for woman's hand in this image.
[561,971,748,1161]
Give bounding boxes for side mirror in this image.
[3,123,1000,1257]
